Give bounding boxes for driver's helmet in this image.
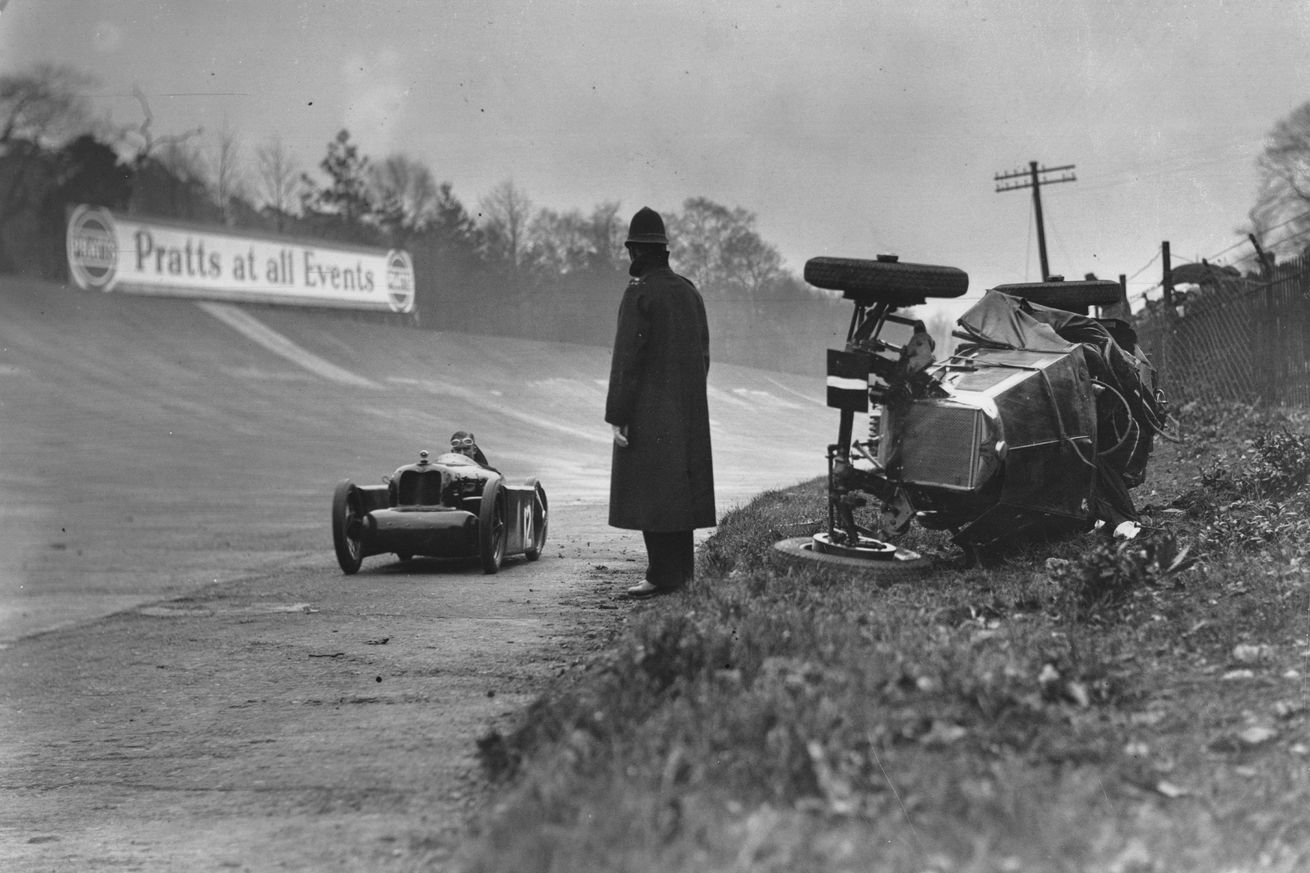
[450,430,478,458]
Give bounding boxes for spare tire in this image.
[804,255,968,308]
[993,279,1122,312]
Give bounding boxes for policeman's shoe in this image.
[626,580,672,598]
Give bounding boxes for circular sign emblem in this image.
[385,249,416,313]
[66,205,120,291]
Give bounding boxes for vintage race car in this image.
[331,450,548,575]
[774,255,1174,576]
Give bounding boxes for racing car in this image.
[331,449,547,574]
[774,255,1173,576]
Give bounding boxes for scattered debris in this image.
[1238,726,1279,747]
[1232,643,1273,665]
[919,720,968,748]
[1273,699,1307,720]
[1154,780,1189,799]
[1221,669,1255,681]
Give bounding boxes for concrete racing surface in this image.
[0,277,833,870]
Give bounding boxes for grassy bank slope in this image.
[460,401,1310,873]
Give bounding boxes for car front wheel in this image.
[332,480,365,574]
[479,477,506,574]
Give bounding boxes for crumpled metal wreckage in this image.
[773,255,1176,577]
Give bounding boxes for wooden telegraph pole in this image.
[994,161,1076,280]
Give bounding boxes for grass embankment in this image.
[462,402,1310,873]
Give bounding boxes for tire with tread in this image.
[993,279,1122,310]
[478,477,507,574]
[332,480,365,575]
[770,535,931,583]
[804,256,968,307]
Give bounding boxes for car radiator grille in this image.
[397,470,444,506]
[899,404,985,491]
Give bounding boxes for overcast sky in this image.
[3,0,1309,319]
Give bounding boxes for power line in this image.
[1127,249,1160,282]
[994,161,1076,280]
[1159,206,1310,280]
[1263,222,1310,253]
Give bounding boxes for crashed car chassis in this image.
[774,255,1171,577]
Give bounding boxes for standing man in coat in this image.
[605,206,716,598]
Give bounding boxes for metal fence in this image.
[1135,253,1310,406]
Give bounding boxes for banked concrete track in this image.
[0,277,831,643]
[0,276,835,871]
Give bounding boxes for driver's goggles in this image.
[451,437,475,448]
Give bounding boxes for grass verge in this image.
[459,400,1310,873]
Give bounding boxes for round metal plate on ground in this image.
[811,531,901,560]
[770,534,931,582]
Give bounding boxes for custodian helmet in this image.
[625,206,668,246]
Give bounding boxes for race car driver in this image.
[449,430,493,468]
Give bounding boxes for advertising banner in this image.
[65,205,416,314]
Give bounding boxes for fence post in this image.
[1158,241,1171,395]
[1249,234,1276,404]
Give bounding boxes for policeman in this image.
[605,207,717,597]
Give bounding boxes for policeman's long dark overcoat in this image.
[605,266,716,531]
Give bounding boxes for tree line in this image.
[0,63,847,374]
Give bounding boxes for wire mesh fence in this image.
[1134,252,1310,407]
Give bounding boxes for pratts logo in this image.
[66,205,119,290]
[385,250,415,313]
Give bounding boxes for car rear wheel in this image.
[332,480,365,575]
[479,478,506,574]
[524,481,548,561]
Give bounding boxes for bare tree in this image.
[119,85,204,165]
[0,64,100,269]
[478,179,534,272]
[526,207,590,274]
[369,153,440,242]
[584,201,625,272]
[670,197,784,304]
[722,218,783,298]
[210,123,245,226]
[1251,101,1310,259]
[429,182,482,253]
[154,136,209,189]
[527,201,631,275]
[0,63,95,147]
[253,135,303,232]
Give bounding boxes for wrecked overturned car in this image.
[773,255,1175,577]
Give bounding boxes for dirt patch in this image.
[0,502,642,872]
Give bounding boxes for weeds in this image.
[464,403,1310,873]
[1198,427,1310,502]
[1050,530,1191,621]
